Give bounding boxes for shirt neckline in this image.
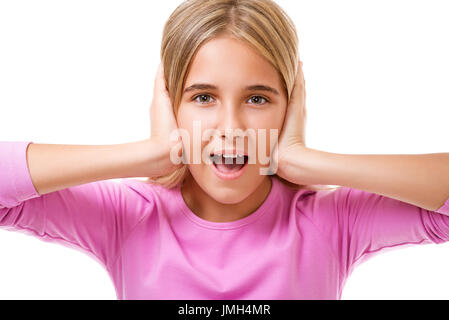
[175,175,279,230]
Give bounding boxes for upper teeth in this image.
[213,154,245,158]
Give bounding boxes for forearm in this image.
[281,147,449,211]
[27,139,156,195]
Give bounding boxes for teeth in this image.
[210,153,247,164]
[212,153,245,158]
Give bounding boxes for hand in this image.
[146,62,183,177]
[272,60,308,180]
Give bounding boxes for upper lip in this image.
[210,149,248,156]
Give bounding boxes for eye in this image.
[248,95,269,105]
[192,94,215,105]
[191,94,270,106]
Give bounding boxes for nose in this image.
[216,101,246,142]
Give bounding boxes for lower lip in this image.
[210,159,249,181]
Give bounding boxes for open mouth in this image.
[210,153,249,175]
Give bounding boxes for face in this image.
[176,35,288,205]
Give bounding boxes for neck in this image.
[181,175,272,223]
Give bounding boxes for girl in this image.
[1,0,449,300]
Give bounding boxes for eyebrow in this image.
[183,83,280,95]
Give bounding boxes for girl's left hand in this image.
[271,60,308,179]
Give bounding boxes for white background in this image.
[0,0,448,299]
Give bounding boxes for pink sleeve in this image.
[0,141,154,271]
[437,197,449,215]
[299,186,449,279]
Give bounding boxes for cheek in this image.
[176,121,215,165]
[175,109,193,164]
[175,105,189,129]
[247,111,284,157]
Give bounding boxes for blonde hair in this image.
[145,0,336,192]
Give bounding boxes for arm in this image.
[26,138,174,195]
[0,141,160,269]
[276,60,449,213]
[280,146,449,213]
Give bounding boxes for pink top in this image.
[1,141,449,300]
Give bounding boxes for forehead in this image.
[184,36,283,90]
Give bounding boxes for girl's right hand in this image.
[146,62,184,177]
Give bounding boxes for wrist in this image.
[277,145,337,186]
[110,139,157,178]
[141,138,183,178]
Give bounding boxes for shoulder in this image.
[119,178,162,199]
[113,178,176,228]
[118,178,179,207]
[293,185,344,209]
[292,185,397,228]
[292,185,354,226]
[293,185,370,212]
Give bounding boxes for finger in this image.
[297,61,307,118]
[154,62,169,96]
[152,63,174,116]
[289,60,305,108]
[300,61,307,118]
[280,60,306,143]
[286,60,305,117]
[150,63,178,132]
